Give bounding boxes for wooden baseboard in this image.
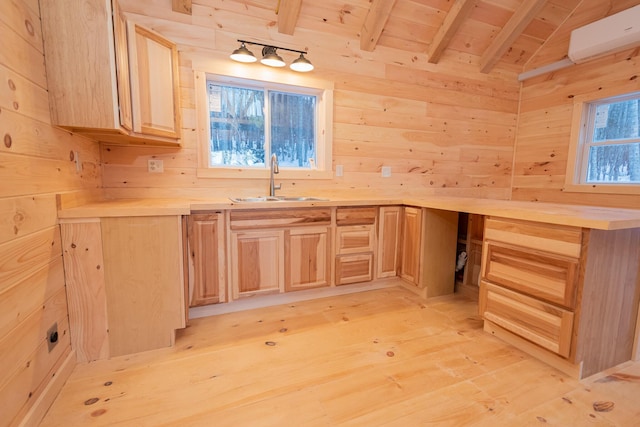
[484,321,583,379]
[18,350,76,427]
[190,278,401,318]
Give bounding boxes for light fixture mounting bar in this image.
[237,39,307,55]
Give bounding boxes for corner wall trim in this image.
[18,350,76,427]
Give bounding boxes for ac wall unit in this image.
[568,4,640,63]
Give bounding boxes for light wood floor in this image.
[40,284,640,426]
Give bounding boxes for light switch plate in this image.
[336,165,344,177]
[382,166,391,177]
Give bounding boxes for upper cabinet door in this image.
[40,0,121,129]
[127,23,181,139]
[40,0,181,145]
[112,0,133,131]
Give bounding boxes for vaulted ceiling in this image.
[171,0,640,74]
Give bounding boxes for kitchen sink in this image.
[229,196,328,203]
[278,196,328,201]
[229,196,281,202]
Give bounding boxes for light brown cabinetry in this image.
[399,207,458,299]
[286,226,331,291]
[40,0,181,145]
[479,217,640,378]
[482,281,574,357]
[399,206,422,284]
[229,208,332,298]
[187,213,226,306]
[61,216,186,362]
[335,207,376,285]
[231,229,284,298]
[377,206,401,278]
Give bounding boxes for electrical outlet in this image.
[47,322,59,352]
[382,166,391,177]
[336,165,343,177]
[148,159,164,173]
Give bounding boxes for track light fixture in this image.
[230,39,314,72]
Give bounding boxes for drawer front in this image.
[335,254,373,285]
[336,206,377,226]
[484,217,582,258]
[480,282,574,358]
[483,242,578,309]
[336,225,375,254]
[230,208,331,230]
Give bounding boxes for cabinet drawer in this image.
[483,242,578,309]
[336,206,377,226]
[480,282,574,358]
[336,225,375,254]
[335,254,373,285]
[484,217,582,258]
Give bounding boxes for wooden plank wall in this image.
[0,0,102,425]
[102,0,520,200]
[512,0,640,209]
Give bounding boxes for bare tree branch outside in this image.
[587,97,640,183]
[207,82,317,169]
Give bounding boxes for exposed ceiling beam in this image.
[277,0,303,35]
[171,0,192,15]
[479,0,547,73]
[360,0,397,52]
[427,0,476,64]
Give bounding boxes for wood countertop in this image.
[57,196,640,231]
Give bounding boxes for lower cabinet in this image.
[399,206,458,298]
[231,229,285,298]
[335,207,377,285]
[187,213,226,306]
[229,208,332,298]
[188,204,461,306]
[61,216,186,362]
[285,226,331,291]
[479,216,640,378]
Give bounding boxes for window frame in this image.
[193,56,333,180]
[564,88,640,195]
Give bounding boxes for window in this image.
[207,81,317,168]
[566,91,640,193]
[193,59,333,180]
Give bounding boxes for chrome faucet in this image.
[269,153,281,197]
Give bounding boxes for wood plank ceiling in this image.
[173,0,639,74]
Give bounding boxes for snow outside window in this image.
[578,92,640,185]
[206,80,318,170]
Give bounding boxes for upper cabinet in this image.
[40,0,181,146]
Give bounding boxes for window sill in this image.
[563,183,640,195]
[196,168,333,180]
